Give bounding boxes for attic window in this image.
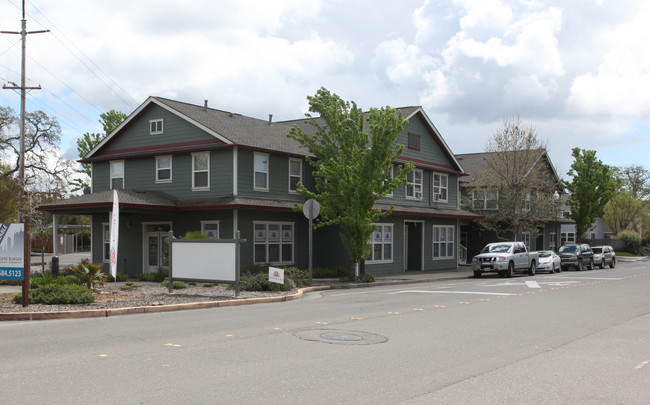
[408,133,421,151]
[150,119,163,135]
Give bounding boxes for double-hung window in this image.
[383,165,395,197]
[156,156,172,183]
[254,222,293,264]
[367,224,393,263]
[432,225,454,259]
[433,173,448,202]
[520,232,531,250]
[102,223,110,262]
[522,192,531,212]
[288,158,301,193]
[406,169,423,200]
[110,160,124,189]
[472,189,498,210]
[201,221,219,239]
[150,119,163,135]
[192,152,209,190]
[254,152,269,191]
[408,133,421,151]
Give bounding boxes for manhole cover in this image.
[293,329,388,345]
[320,332,363,341]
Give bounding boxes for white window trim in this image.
[200,220,220,239]
[433,172,448,203]
[406,169,423,200]
[367,223,394,264]
[288,157,302,193]
[149,118,164,135]
[472,189,499,210]
[155,155,172,183]
[432,225,455,260]
[384,165,395,198]
[102,222,110,263]
[254,152,269,192]
[192,152,210,191]
[520,232,531,250]
[253,221,294,265]
[110,160,124,190]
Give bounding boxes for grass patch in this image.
[161,280,187,289]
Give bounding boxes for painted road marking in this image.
[635,360,649,370]
[526,281,541,289]
[389,290,514,296]
[481,280,581,287]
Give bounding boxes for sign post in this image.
[302,199,320,284]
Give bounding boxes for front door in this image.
[147,232,170,273]
[404,221,423,271]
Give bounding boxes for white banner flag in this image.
[109,190,119,278]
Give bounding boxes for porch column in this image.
[52,214,58,256]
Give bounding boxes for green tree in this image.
[70,110,127,192]
[0,107,74,198]
[0,161,20,222]
[287,87,414,277]
[467,117,562,241]
[604,165,649,235]
[562,148,617,241]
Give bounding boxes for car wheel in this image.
[473,271,481,278]
[599,259,605,269]
[587,258,594,270]
[610,258,616,269]
[507,262,515,278]
[528,260,536,276]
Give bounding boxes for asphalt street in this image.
[1,260,649,404]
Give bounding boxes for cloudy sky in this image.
[0,0,648,179]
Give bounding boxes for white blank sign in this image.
[171,241,236,282]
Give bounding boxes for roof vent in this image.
[268,114,273,125]
[203,100,208,111]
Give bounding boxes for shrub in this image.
[13,284,95,305]
[203,283,216,287]
[69,260,106,290]
[284,267,310,288]
[239,271,291,292]
[618,230,641,254]
[161,280,187,289]
[30,273,82,288]
[106,272,129,282]
[185,231,209,239]
[138,268,168,282]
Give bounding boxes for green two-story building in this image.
[40,97,479,276]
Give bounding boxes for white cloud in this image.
[567,2,650,118]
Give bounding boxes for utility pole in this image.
[1,0,49,306]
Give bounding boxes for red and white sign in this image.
[268,266,284,284]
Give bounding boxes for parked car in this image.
[472,242,539,278]
[558,243,594,271]
[591,245,616,269]
[536,250,561,273]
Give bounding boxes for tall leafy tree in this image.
[70,110,127,192]
[604,164,649,234]
[467,116,562,240]
[287,87,414,277]
[0,106,74,198]
[562,148,617,241]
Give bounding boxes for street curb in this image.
[322,274,472,290]
[0,285,331,321]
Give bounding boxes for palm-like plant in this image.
[70,261,106,290]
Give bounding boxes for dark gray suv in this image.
[558,243,594,271]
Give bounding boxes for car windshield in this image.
[538,251,552,257]
[592,247,602,253]
[559,245,577,254]
[481,244,512,253]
